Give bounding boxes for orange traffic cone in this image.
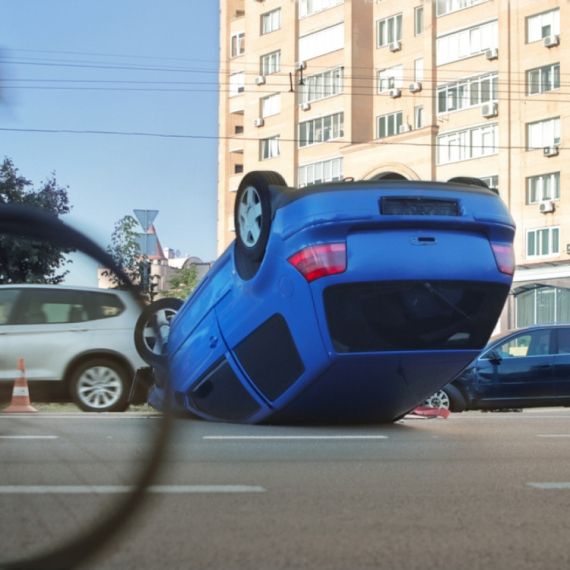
[2,359,38,413]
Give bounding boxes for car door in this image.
[472,329,555,406]
[8,288,93,381]
[552,327,570,403]
[0,288,22,382]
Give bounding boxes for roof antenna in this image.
[289,72,294,92]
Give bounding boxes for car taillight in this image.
[288,243,347,282]
[491,243,515,276]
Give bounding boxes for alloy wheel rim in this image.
[143,308,178,355]
[238,186,262,247]
[77,366,122,409]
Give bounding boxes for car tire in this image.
[134,297,184,367]
[70,358,130,412]
[234,171,287,263]
[423,385,466,413]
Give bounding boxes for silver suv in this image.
[0,285,146,412]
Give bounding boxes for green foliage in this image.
[162,264,199,300]
[104,215,150,290]
[0,157,73,284]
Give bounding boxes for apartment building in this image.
[218,0,568,333]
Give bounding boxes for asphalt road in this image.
[2,409,570,570]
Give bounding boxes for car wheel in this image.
[423,385,466,413]
[423,389,451,410]
[234,171,287,263]
[134,297,184,367]
[70,359,130,412]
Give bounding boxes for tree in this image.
[0,157,73,284]
[162,264,199,300]
[104,215,150,290]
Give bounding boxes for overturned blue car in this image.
[135,171,515,424]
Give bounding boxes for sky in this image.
[0,0,220,285]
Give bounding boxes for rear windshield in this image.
[324,280,509,353]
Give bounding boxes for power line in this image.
[0,127,565,153]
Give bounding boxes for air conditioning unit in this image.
[485,48,498,60]
[295,61,307,71]
[388,88,401,98]
[539,200,555,213]
[254,75,266,85]
[481,102,498,118]
[300,102,311,111]
[543,145,559,157]
[253,118,264,127]
[399,124,412,134]
[543,35,560,48]
[409,82,422,93]
[388,41,402,52]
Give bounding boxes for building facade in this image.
[218,0,569,334]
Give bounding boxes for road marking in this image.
[537,434,570,438]
[0,485,265,494]
[0,436,59,440]
[527,483,570,490]
[203,435,388,440]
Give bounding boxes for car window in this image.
[0,289,20,325]
[85,291,125,320]
[15,288,88,325]
[556,328,570,354]
[490,330,552,358]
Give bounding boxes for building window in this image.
[436,0,487,17]
[261,51,281,75]
[230,32,245,58]
[299,67,344,105]
[298,157,343,187]
[299,0,343,19]
[415,7,424,36]
[229,71,245,96]
[261,136,280,160]
[414,106,424,129]
[235,164,244,174]
[414,59,424,82]
[377,14,403,47]
[437,73,498,114]
[377,65,403,93]
[527,9,560,43]
[527,172,560,204]
[516,286,570,328]
[299,112,344,148]
[527,64,560,95]
[377,111,403,139]
[436,20,497,65]
[527,227,560,258]
[480,174,498,190]
[299,22,344,61]
[527,117,560,150]
[437,123,498,165]
[234,125,244,135]
[261,93,281,118]
[261,8,281,34]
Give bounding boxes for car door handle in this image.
[209,336,218,348]
[538,364,552,368]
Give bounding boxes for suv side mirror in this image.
[488,349,502,364]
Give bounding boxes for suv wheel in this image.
[70,359,129,412]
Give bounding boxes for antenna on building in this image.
[289,73,294,93]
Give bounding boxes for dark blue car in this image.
[135,171,515,424]
[424,323,570,412]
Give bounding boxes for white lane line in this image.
[0,485,265,494]
[537,434,570,438]
[0,436,59,440]
[527,483,570,490]
[203,435,388,440]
